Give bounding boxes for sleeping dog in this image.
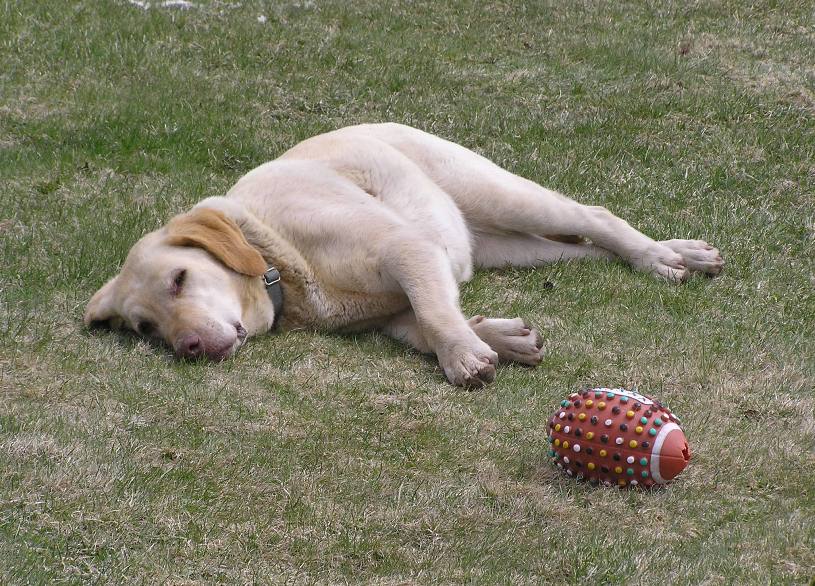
[85,123,722,386]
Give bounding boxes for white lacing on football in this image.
[650,422,681,484]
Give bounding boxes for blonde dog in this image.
[85,123,722,386]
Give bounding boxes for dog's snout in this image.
[174,331,237,361]
[235,323,247,341]
[176,333,203,358]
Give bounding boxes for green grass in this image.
[1,0,814,583]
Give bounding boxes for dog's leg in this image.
[382,311,544,367]
[382,309,432,354]
[380,240,498,387]
[386,132,722,281]
[465,180,697,282]
[473,232,615,268]
[467,176,723,281]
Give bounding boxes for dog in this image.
[85,123,723,386]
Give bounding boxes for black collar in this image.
[262,267,284,330]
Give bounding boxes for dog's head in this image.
[84,208,274,360]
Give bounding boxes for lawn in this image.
[1,0,813,583]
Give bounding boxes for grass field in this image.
[1,0,814,583]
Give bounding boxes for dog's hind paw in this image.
[660,239,724,276]
[632,244,690,283]
[468,316,543,366]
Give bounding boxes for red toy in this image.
[548,388,690,488]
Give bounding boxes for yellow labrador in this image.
[85,123,723,386]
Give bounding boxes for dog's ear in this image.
[84,276,124,329]
[165,208,267,277]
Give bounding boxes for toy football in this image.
[547,388,690,488]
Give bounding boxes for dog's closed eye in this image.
[137,320,156,336]
[171,269,187,296]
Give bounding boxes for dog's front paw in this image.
[438,339,498,388]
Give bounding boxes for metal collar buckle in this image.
[263,267,281,287]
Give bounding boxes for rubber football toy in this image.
[547,388,690,488]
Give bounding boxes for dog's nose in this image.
[176,333,203,358]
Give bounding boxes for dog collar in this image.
[263,267,284,329]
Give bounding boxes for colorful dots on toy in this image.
[548,388,690,488]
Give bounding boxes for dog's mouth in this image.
[225,322,249,358]
[235,322,248,343]
[227,322,250,358]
